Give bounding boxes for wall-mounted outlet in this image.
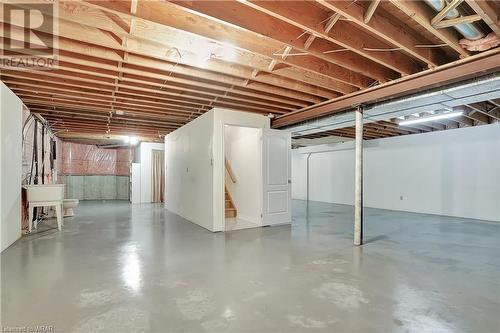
[400,195,403,200]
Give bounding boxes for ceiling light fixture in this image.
[192,39,237,67]
[122,136,139,145]
[399,111,463,126]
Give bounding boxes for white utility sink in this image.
[23,184,66,232]
[23,184,65,202]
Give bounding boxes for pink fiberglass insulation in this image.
[60,142,133,176]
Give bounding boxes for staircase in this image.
[225,186,237,218]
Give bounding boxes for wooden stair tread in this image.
[224,186,237,218]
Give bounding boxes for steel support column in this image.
[354,105,363,246]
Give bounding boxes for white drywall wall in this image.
[136,142,164,203]
[292,124,500,222]
[165,111,215,231]
[224,126,262,225]
[166,108,270,231]
[1,82,23,252]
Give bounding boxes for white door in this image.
[262,129,291,225]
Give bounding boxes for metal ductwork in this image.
[423,0,484,40]
[284,72,500,137]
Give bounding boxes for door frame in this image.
[221,123,264,230]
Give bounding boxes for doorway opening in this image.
[223,125,262,231]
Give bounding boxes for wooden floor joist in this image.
[0,0,497,141]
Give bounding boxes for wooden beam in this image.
[433,15,482,29]
[316,0,447,67]
[304,34,316,50]
[1,71,218,111]
[8,84,207,117]
[40,116,177,131]
[1,5,337,100]
[467,102,500,121]
[31,107,182,126]
[4,35,330,105]
[324,13,341,32]
[45,119,174,131]
[16,93,203,118]
[489,99,500,108]
[388,0,469,58]
[0,60,296,114]
[464,0,500,35]
[364,0,381,24]
[2,71,282,119]
[81,0,361,93]
[431,0,464,26]
[16,90,278,116]
[166,0,382,86]
[28,103,190,123]
[365,123,413,135]
[237,0,417,77]
[464,110,490,124]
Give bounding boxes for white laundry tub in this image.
[23,184,65,202]
[23,184,66,232]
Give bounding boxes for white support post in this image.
[354,105,363,246]
[306,153,312,216]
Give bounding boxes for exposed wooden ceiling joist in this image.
[387,0,470,58]
[168,0,389,85]
[0,23,331,103]
[315,0,449,66]
[79,1,359,93]
[204,0,415,78]
[464,0,500,35]
[0,0,496,142]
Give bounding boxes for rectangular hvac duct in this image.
[288,73,500,137]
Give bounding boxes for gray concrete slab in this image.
[1,200,499,332]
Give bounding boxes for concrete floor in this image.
[225,217,260,231]
[1,200,499,332]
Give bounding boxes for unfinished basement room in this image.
[1,0,499,332]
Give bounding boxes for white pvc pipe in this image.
[354,106,363,246]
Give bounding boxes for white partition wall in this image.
[1,82,23,252]
[166,108,284,231]
[165,111,215,231]
[292,124,500,222]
